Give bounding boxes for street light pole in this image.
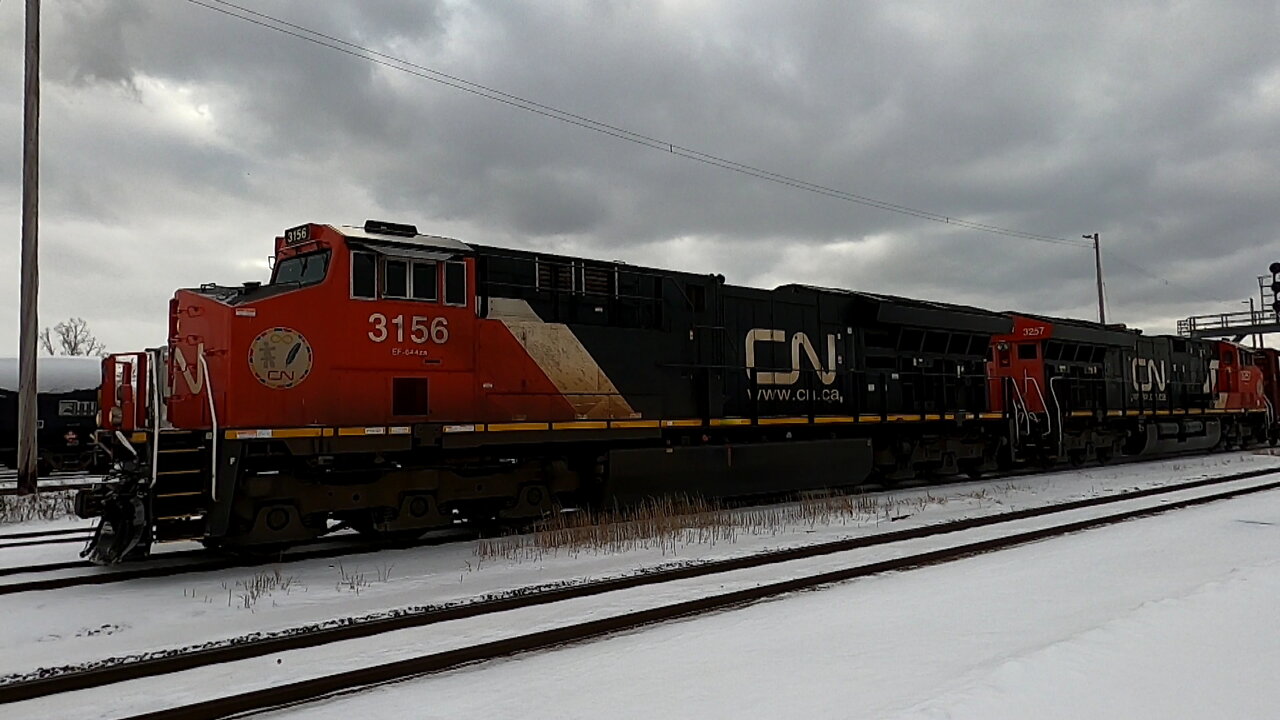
[1083,233,1105,325]
[18,0,41,496]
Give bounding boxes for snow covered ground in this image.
[2,451,1279,718]
[264,468,1280,720]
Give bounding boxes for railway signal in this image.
[1270,262,1280,314]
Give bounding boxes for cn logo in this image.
[745,328,838,386]
[1131,357,1167,393]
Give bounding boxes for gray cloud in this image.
[2,1,1280,355]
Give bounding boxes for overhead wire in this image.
[185,0,1224,305]
[185,0,1093,249]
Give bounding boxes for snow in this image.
[0,356,102,393]
[0,452,1272,682]
[2,452,1279,718]
[262,474,1280,720]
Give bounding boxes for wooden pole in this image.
[1084,233,1105,326]
[18,0,41,496]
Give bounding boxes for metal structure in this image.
[1177,309,1280,340]
[1179,262,1280,341]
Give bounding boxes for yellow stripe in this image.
[858,414,884,423]
[1106,410,1123,416]
[662,419,703,428]
[1154,410,1171,416]
[442,424,479,434]
[711,418,752,426]
[757,417,809,426]
[487,422,550,432]
[1069,411,1093,418]
[979,412,1004,420]
[553,421,609,430]
[272,428,324,438]
[610,420,660,429]
[322,428,335,437]
[887,414,923,422]
[227,429,269,440]
[813,416,856,424]
[1186,408,1203,414]
[337,426,389,436]
[924,414,942,421]
[130,432,148,444]
[1126,410,1141,416]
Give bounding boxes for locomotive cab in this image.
[162,221,478,432]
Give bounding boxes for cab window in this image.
[272,250,330,286]
[444,261,467,307]
[351,251,377,299]
[384,259,409,298]
[411,261,438,301]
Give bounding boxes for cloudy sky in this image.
[2,1,1279,355]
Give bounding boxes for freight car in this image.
[75,221,1273,563]
[0,357,102,475]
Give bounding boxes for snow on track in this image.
[0,452,1266,676]
[8,464,1280,718]
[256,474,1280,720]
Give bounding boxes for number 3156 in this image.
[368,313,449,344]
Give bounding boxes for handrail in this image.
[149,349,161,488]
[1007,377,1031,435]
[1049,375,1066,457]
[1026,374,1052,440]
[198,353,218,502]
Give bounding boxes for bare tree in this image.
[39,317,107,357]
[37,326,55,355]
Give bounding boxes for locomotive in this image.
[75,221,1274,563]
[0,357,102,475]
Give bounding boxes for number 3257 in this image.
[368,313,449,344]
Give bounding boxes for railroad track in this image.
[0,451,1258,592]
[4,466,1279,718]
[0,528,476,595]
[0,470,105,495]
[0,527,93,551]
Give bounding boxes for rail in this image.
[1178,308,1280,337]
[28,467,1279,719]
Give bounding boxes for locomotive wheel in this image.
[348,517,426,546]
[1095,448,1113,465]
[1067,450,1087,467]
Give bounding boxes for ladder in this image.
[149,429,209,543]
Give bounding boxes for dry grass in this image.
[474,488,986,564]
[213,568,304,611]
[0,490,77,523]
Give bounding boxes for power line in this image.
[185,0,1231,311]
[185,0,1093,249]
[1103,249,1227,304]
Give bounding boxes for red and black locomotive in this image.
[76,221,1274,562]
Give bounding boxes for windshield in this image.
[272,250,331,286]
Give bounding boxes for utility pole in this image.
[18,0,41,496]
[1083,233,1105,325]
